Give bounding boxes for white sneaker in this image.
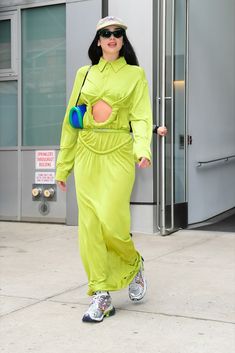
[82,291,115,323]
[129,262,147,301]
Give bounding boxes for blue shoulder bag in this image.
[69,66,91,129]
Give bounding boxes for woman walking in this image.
[56,16,167,323]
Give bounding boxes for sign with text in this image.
[35,172,55,184]
[35,150,55,170]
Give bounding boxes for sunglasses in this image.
[99,28,125,38]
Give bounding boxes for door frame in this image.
[154,0,189,235]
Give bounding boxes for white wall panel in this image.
[0,152,18,219]
[66,0,101,225]
[108,0,154,232]
[188,0,235,223]
[108,0,153,95]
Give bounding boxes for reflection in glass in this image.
[165,0,186,201]
[22,5,66,146]
[174,80,185,203]
[174,0,186,203]
[0,81,17,146]
[0,19,11,69]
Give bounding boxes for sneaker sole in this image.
[82,306,116,323]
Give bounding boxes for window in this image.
[0,81,17,147]
[0,12,17,77]
[22,5,66,146]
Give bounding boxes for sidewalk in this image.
[0,222,234,353]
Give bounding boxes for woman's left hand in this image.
[138,157,151,169]
[157,126,168,136]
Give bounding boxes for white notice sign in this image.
[35,150,55,170]
[35,172,55,184]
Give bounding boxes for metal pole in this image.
[185,0,189,203]
[156,0,161,231]
[170,0,175,230]
[17,8,22,221]
[160,0,166,235]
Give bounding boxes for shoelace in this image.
[134,270,144,286]
[91,294,109,312]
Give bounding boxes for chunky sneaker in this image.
[82,291,115,323]
[129,261,147,301]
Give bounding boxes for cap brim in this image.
[97,21,127,31]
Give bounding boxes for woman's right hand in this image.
[57,181,67,192]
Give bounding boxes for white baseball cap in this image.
[96,16,128,31]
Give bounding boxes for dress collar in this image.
[97,56,127,73]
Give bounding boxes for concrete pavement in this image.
[0,222,235,353]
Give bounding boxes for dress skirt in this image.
[74,129,142,295]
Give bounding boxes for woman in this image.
[56,16,167,323]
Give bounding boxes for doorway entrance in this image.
[153,0,188,235]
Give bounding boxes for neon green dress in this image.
[56,57,152,295]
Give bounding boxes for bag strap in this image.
[75,65,92,106]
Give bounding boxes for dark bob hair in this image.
[88,30,139,66]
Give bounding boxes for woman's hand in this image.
[157,126,168,136]
[57,181,67,192]
[138,157,151,169]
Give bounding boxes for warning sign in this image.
[35,150,55,170]
[35,172,55,184]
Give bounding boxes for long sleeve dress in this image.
[56,56,152,295]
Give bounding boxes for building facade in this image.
[0,0,234,234]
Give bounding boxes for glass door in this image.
[154,0,188,235]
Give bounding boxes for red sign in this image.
[35,150,55,170]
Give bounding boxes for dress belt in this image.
[82,128,130,133]
[78,129,132,154]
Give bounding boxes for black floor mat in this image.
[193,214,235,232]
